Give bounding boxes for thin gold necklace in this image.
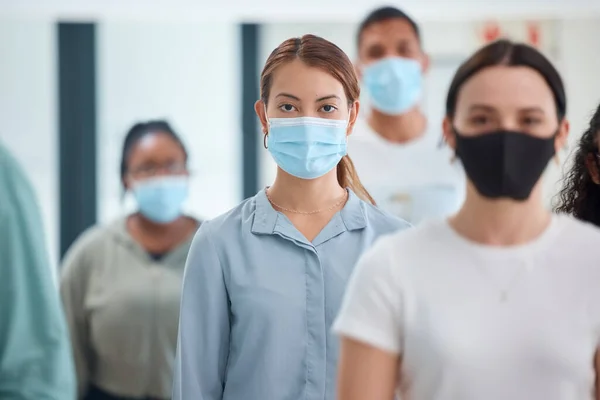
[265,187,348,215]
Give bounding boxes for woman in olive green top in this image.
[60,121,200,400]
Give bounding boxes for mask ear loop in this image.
[345,103,357,146]
[263,105,270,149]
[553,128,562,166]
[447,126,459,164]
[345,115,352,144]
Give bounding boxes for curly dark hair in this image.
[554,103,600,225]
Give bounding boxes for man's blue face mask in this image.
[265,116,349,180]
[362,56,423,115]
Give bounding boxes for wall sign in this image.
[477,20,557,56]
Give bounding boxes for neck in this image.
[450,184,551,246]
[133,213,184,235]
[268,169,346,212]
[368,107,427,144]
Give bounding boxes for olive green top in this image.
[60,218,196,399]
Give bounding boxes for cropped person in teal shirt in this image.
[0,142,75,399]
[173,34,410,400]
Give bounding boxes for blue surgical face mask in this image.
[132,176,188,224]
[266,116,348,180]
[362,56,423,115]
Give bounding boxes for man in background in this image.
[0,141,75,399]
[349,6,465,224]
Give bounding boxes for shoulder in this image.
[359,199,412,235]
[367,218,447,260]
[553,215,600,310]
[189,195,260,253]
[0,144,38,216]
[198,196,256,237]
[60,219,123,271]
[348,219,448,297]
[554,214,600,251]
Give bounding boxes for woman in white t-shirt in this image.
[333,39,600,400]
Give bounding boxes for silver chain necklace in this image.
[265,188,348,215]
[477,258,533,302]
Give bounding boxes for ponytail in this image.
[337,155,376,205]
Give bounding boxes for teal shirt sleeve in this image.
[0,144,76,399]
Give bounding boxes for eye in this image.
[522,116,542,126]
[470,115,490,125]
[367,45,385,59]
[320,104,338,113]
[278,103,297,112]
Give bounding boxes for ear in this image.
[354,61,363,81]
[420,52,430,75]
[554,118,570,154]
[585,153,600,184]
[442,117,456,150]
[122,176,132,192]
[347,100,360,136]
[255,100,268,134]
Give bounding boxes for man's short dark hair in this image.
[357,6,421,48]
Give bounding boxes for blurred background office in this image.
[1,0,600,272]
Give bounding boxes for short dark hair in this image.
[446,39,566,120]
[120,120,188,188]
[356,6,421,48]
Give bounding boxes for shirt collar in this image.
[251,188,367,235]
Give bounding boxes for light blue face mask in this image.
[132,176,188,224]
[266,116,348,180]
[363,56,423,115]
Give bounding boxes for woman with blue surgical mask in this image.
[172,34,409,400]
[60,120,200,400]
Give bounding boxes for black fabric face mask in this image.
[454,129,556,201]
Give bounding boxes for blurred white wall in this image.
[0,19,59,271]
[1,0,600,22]
[2,14,600,268]
[97,21,241,223]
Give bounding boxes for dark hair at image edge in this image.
[260,34,375,204]
[554,104,600,225]
[120,120,188,188]
[356,6,421,47]
[446,39,566,120]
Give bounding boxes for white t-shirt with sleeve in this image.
[348,119,466,225]
[333,214,600,400]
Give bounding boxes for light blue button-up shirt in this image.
[173,189,409,400]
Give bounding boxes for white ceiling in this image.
[1,0,600,22]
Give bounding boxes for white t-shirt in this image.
[333,214,600,400]
[348,119,465,225]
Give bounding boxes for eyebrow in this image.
[276,93,301,101]
[275,93,341,102]
[468,104,495,112]
[315,94,341,102]
[519,106,546,113]
[469,104,546,113]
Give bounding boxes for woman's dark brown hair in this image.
[554,104,600,225]
[259,34,375,204]
[446,39,566,120]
